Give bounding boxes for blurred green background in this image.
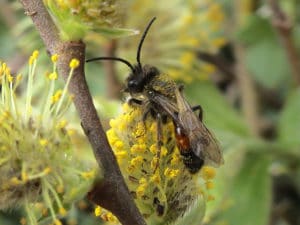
[1,0,300,225]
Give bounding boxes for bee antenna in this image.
[136,17,156,70]
[86,57,135,73]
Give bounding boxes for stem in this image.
[268,0,300,86]
[234,0,262,137]
[19,1,146,224]
[103,40,123,99]
[235,46,261,137]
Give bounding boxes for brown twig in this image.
[19,1,146,225]
[233,0,262,137]
[235,45,262,137]
[103,40,123,99]
[268,0,300,86]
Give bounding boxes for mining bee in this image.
[173,86,223,173]
[86,17,223,174]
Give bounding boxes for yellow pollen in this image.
[115,151,127,159]
[139,177,147,184]
[51,54,59,63]
[2,63,7,71]
[29,56,34,65]
[171,153,180,165]
[109,118,118,128]
[54,219,63,225]
[122,103,131,111]
[136,184,146,197]
[51,90,63,103]
[202,166,216,180]
[182,14,193,25]
[32,50,39,59]
[21,171,29,182]
[164,168,180,178]
[56,120,68,129]
[149,144,157,155]
[29,50,39,65]
[69,58,80,69]
[48,72,58,80]
[114,140,124,150]
[67,129,75,136]
[43,167,51,174]
[7,74,13,83]
[150,173,161,184]
[180,52,194,67]
[130,156,143,166]
[94,206,102,217]
[161,146,168,157]
[81,170,96,179]
[205,181,214,189]
[39,138,48,147]
[130,144,146,154]
[10,177,21,185]
[149,123,157,133]
[106,212,117,222]
[59,207,67,216]
[151,157,159,170]
[134,122,145,137]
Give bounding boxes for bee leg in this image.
[153,113,163,173]
[127,98,143,106]
[191,105,203,122]
[138,108,151,137]
[139,102,153,133]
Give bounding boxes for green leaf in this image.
[236,15,276,45]
[209,152,272,225]
[92,27,139,39]
[278,88,300,150]
[245,40,291,88]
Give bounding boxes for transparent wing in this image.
[150,91,179,122]
[175,87,224,167]
[191,125,224,167]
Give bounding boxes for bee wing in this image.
[191,125,224,167]
[150,91,180,122]
[175,87,224,167]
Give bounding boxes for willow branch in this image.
[103,40,123,99]
[19,1,146,225]
[234,0,262,137]
[234,45,262,137]
[268,0,300,86]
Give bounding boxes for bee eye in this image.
[128,80,139,89]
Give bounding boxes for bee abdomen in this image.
[180,152,204,174]
[174,125,204,173]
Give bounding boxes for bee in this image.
[172,86,223,173]
[86,17,223,174]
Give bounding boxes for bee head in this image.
[86,17,157,94]
[126,65,159,93]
